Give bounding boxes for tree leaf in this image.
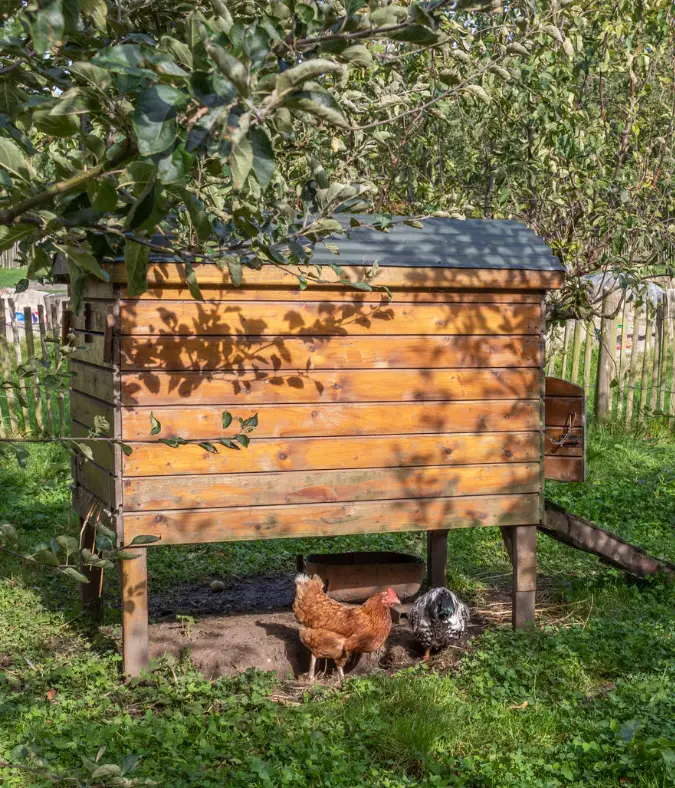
[230,135,253,190]
[276,59,343,96]
[74,441,94,461]
[80,0,108,30]
[133,85,187,156]
[222,411,232,429]
[284,90,350,129]
[34,549,60,567]
[506,42,530,57]
[156,145,192,186]
[56,535,79,554]
[149,412,161,435]
[241,413,258,431]
[60,244,110,282]
[129,534,161,545]
[199,441,219,453]
[87,178,118,212]
[31,0,65,55]
[69,61,112,90]
[339,45,372,67]
[542,24,564,44]
[389,26,440,45]
[464,84,491,105]
[33,109,80,138]
[250,127,274,188]
[0,138,30,181]
[207,46,249,97]
[180,189,211,241]
[218,438,241,450]
[62,566,90,583]
[0,224,35,253]
[124,240,149,297]
[227,258,243,286]
[114,550,141,560]
[234,433,250,447]
[184,261,203,301]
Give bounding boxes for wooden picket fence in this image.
[546,289,675,426]
[0,242,20,269]
[0,295,68,438]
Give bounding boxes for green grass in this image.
[0,266,27,289]
[0,426,674,787]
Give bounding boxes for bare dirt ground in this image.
[146,573,491,679]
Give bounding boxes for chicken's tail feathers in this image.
[293,573,326,624]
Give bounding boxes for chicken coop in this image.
[65,217,585,676]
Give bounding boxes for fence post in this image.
[560,321,571,380]
[23,305,42,433]
[650,303,663,413]
[638,306,653,425]
[658,298,669,412]
[51,301,66,436]
[37,304,54,434]
[595,292,613,422]
[7,298,29,431]
[570,320,582,385]
[625,301,642,427]
[0,297,11,437]
[617,301,630,417]
[583,320,594,397]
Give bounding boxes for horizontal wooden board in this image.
[545,396,584,427]
[71,420,115,470]
[104,262,564,291]
[123,462,540,511]
[122,400,540,440]
[74,460,117,505]
[70,391,114,434]
[122,493,541,545]
[544,456,584,483]
[71,332,111,368]
[84,281,116,299]
[122,431,539,476]
[122,285,545,303]
[120,334,542,371]
[120,300,542,336]
[70,361,115,404]
[121,368,541,407]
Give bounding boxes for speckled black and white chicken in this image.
[408,588,470,661]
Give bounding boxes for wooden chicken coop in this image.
[65,217,585,676]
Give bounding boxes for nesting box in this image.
[66,217,584,675]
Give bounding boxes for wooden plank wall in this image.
[69,284,118,526]
[104,282,547,546]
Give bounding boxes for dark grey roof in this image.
[310,216,564,271]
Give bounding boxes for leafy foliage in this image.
[0,0,568,300]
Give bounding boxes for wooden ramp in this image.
[541,499,675,580]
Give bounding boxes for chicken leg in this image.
[422,648,431,662]
[307,653,317,683]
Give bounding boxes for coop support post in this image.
[509,525,536,629]
[80,516,104,622]
[426,529,448,588]
[120,548,149,677]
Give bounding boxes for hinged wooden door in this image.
[544,377,585,482]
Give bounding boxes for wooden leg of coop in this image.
[120,548,149,677]
[509,525,537,629]
[80,517,104,622]
[427,529,449,588]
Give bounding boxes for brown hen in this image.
[293,573,400,683]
